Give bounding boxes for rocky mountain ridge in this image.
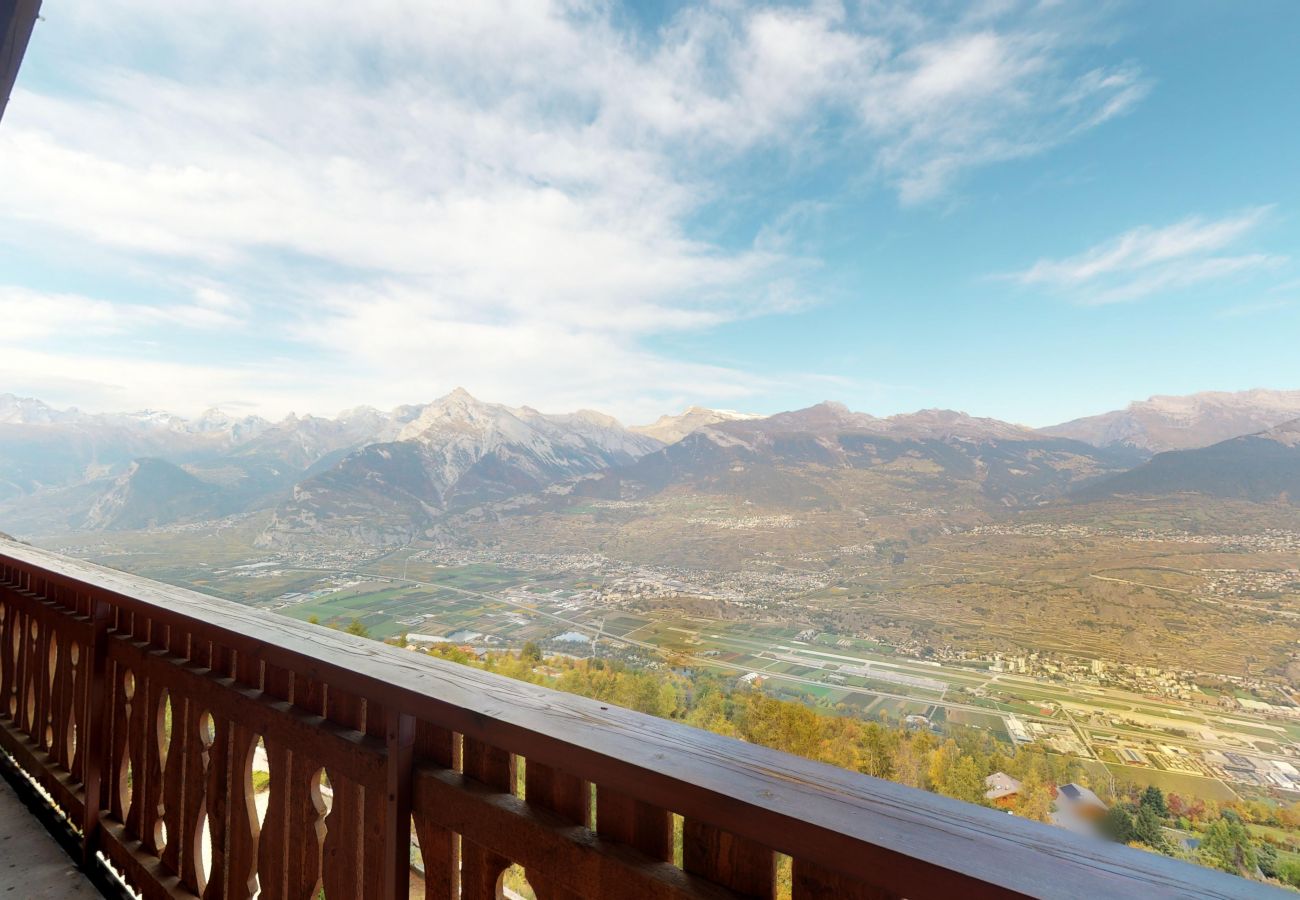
[1,387,1297,541]
[1040,388,1300,453]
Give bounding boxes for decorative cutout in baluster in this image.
[44,636,57,749]
[25,619,38,734]
[150,687,173,857]
[499,865,536,900]
[6,611,18,719]
[65,642,80,773]
[118,669,136,823]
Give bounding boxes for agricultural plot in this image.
[1104,763,1239,802]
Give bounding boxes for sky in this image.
[1,0,1297,427]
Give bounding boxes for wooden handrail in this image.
[0,537,1283,898]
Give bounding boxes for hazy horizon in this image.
[4,382,1300,432]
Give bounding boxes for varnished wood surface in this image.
[0,538,1287,899]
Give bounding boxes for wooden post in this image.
[80,598,112,868]
[384,711,415,900]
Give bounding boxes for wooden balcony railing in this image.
[0,538,1282,899]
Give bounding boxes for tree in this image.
[1257,842,1279,880]
[1198,816,1259,876]
[1140,785,1169,818]
[1134,804,1169,852]
[1011,770,1054,823]
[890,737,925,789]
[344,618,371,638]
[943,756,985,805]
[520,640,543,662]
[1101,806,1137,844]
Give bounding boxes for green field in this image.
[1104,763,1239,802]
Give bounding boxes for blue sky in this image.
[0,0,1296,426]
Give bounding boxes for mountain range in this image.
[0,387,1296,541]
[1077,417,1300,505]
[1041,389,1300,452]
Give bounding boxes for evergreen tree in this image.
[1101,806,1137,844]
[1140,785,1169,818]
[1198,817,1259,876]
[1134,804,1169,852]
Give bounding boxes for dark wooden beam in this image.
[0,0,41,123]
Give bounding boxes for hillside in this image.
[1076,419,1300,505]
[82,458,226,530]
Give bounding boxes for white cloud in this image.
[0,0,1151,418]
[1005,208,1286,303]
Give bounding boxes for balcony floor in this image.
[0,776,98,898]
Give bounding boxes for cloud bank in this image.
[0,0,1147,420]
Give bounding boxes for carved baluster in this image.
[0,595,12,720]
[63,639,83,777]
[178,636,211,895]
[526,760,589,898]
[127,661,150,844]
[597,786,672,863]
[226,648,263,900]
[46,589,71,766]
[791,860,897,899]
[81,600,111,867]
[47,632,65,762]
[460,735,514,900]
[322,687,363,899]
[198,643,232,900]
[35,614,51,751]
[139,625,169,857]
[108,661,132,825]
[384,709,415,900]
[257,663,293,900]
[286,673,328,898]
[16,610,33,736]
[682,819,774,899]
[412,719,459,900]
[161,628,191,877]
[363,699,394,897]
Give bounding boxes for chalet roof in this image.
[983,772,1022,801]
[1055,783,1107,811]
